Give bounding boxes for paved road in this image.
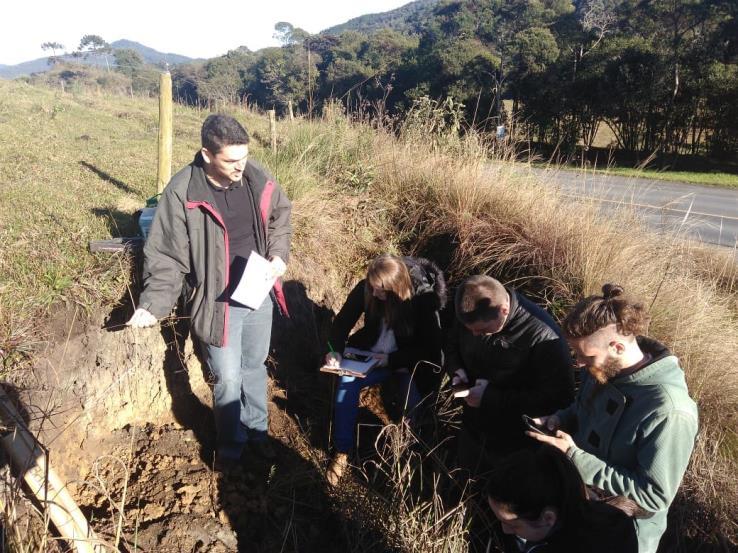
[530,168,738,249]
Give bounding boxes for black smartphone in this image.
[522,414,558,437]
[343,352,373,363]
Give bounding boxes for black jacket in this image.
[328,257,447,394]
[446,288,574,451]
[498,500,638,553]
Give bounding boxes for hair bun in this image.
[602,283,624,299]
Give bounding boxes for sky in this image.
[0,0,414,66]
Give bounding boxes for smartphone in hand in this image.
[522,414,558,437]
[451,380,472,394]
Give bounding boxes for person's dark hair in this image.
[201,114,250,153]
[563,283,650,339]
[454,275,507,325]
[485,445,587,525]
[486,446,640,552]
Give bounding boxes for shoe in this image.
[326,453,348,486]
[249,439,277,461]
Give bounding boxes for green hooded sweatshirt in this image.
[556,337,698,553]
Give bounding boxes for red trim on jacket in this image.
[186,200,231,347]
[259,181,290,317]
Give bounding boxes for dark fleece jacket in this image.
[328,257,447,395]
[445,288,574,454]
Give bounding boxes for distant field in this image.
[548,163,738,188]
[502,101,738,188]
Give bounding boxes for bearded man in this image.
[529,284,698,553]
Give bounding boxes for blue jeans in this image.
[332,367,421,453]
[204,298,273,460]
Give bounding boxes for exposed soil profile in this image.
[15,272,414,552]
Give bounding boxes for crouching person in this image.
[528,284,698,553]
[485,445,638,553]
[446,275,574,478]
[324,254,446,485]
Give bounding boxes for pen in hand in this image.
[326,341,341,367]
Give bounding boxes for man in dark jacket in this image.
[127,114,292,472]
[446,275,574,474]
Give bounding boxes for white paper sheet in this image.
[230,251,276,309]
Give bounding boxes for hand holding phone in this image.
[451,381,472,395]
[522,414,558,437]
[452,369,471,397]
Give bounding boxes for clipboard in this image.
[320,347,380,378]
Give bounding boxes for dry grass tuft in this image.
[275,103,738,546]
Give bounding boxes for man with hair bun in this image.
[529,284,698,553]
[446,275,575,477]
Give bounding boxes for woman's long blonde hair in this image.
[364,254,413,332]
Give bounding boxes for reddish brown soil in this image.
[34,287,404,553]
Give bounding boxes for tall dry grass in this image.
[338,111,738,546]
[265,100,738,547]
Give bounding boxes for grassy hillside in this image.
[0,81,196,366]
[0,81,737,551]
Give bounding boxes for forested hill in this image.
[44,0,737,164]
[108,40,196,66]
[321,0,439,35]
[175,0,736,162]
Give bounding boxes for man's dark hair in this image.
[201,114,250,153]
[485,445,586,523]
[563,283,650,339]
[486,445,640,549]
[455,275,507,324]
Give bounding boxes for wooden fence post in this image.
[287,101,294,122]
[157,71,173,194]
[268,109,277,154]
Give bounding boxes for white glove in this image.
[126,308,158,328]
[270,256,287,278]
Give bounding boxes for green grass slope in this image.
[0,81,736,551]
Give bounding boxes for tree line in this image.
[49,1,738,161]
[37,35,163,96]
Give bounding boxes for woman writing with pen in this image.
[323,254,447,485]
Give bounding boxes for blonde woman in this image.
[324,254,446,485]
